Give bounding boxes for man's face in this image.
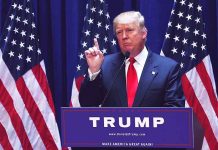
[115,22,147,57]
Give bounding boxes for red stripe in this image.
[32,64,55,114]
[196,61,218,117]
[0,123,13,150]
[0,80,33,150]
[16,77,58,150]
[182,75,218,150]
[76,76,84,90]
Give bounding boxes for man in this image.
[79,11,184,107]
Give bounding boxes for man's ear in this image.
[142,27,147,39]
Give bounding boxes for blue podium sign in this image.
[61,107,193,148]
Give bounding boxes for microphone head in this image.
[124,52,130,58]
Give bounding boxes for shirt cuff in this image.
[88,69,101,81]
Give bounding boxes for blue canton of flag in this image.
[70,0,117,107]
[0,0,61,149]
[162,0,218,149]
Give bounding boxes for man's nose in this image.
[122,31,128,39]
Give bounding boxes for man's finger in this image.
[93,38,100,50]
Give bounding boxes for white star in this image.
[95,34,100,39]
[97,22,102,28]
[197,5,202,12]
[186,14,192,21]
[79,53,84,59]
[99,0,104,3]
[180,62,184,68]
[91,7,96,12]
[88,18,94,24]
[16,65,21,71]
[32,23,36,28]
[29,34,35,40]
[18,4,23,10]
[201,33,206,39]
[6,25,11,31]
[98,10,103,16]
[195,18,200,23]
[190,53,196,59]
[171,9,175,15]
[37,48,41,55]
[8,51,14,57]
[201,44,206,51]
[105,24,109,30]
[11,39,17,45]
[181,50,185,57]
[20,42,25,48]
[27,45,33,51]
[180,0,186,5]
[182,38,188,44]
[18,54,22,59]
[188,3,193,9]
[9,14,15,20]
[168,21,172,27]
[84,30,90,36]
[25,8,30,13]
[183,26,190,32]
[165,33,170,39]
[4,37,8,42]
[13,28,19,34]
[82,41,87,48]
[16,16,20,22]
[171,47,178,54]
[193,29,199,36]
[12,3,17,9]
[76,65,81,71]
[23,19,28,25]
[111,39,116,45]
[106,13,110,19]
[175,23,182,30]
[177,12,184,18]
[104,36,108,42]
[173,35,180,42]
[191,41,197,48]
[102,48,107,54]
[21,30,26,37]
[26,56,31,63]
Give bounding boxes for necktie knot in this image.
[129,57,136,64]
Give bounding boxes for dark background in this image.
[0,0,217,149]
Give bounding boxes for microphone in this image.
[100,52,130,107]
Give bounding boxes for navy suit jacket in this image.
[79,51,185,107]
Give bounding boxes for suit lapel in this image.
[133,52,158,107]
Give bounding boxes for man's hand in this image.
[85,38,104,73]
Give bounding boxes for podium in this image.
[61,107,193,148]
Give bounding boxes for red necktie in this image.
[127,57,138,107]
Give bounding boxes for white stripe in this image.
[202,56,218,98]
[40,61,46,75]
[22,66,61,149]
[0,51,45,149]
[0,103,22,150]
[186,68,218,141]
[201,137,210,150]
[71,78,81,107]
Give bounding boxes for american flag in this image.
[70,0,117,107]
[0,0,61,149]
[161,0,218,149]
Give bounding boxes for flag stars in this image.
[195,18,200,23]
[91,7,96,12]
[168,21,172,27]
[95,33,100,39]
[76,65,81,71]
[186,14,192,21]
[105,24,109,30]
[26,56,31,63]
[18,54,23,59]
[11,39,17,45]
[21,30,26,37]
[18,4,23,10]
[102,48,107,54]
[97,22,102,28]
[175,23,182,30]
[88,18,94,24]
[193,29,199,36]
[182,38,188,44]
[177,11,184,18]
[25,8,30,13]
[111,39,116,45]
[7,25,12,31]
[29,34,35,40]
[99,0,104,3]
[201,44,206,51]
[9,14,15,20]
[84,30,90,36]
[106,13,110,19]
[16,65,21,71]
[171,9,175,15]
[82,41,87,48]
[201,33,206,39]
[23,19,28,25]
[188,3,193,9]
[165,33,170,39]
[171,47,178,54]
[183,26,190,32]
[104,36,108,42]
[180,0,186,6]
[79,53,84,59]
[16,16,21,22]
[8,51,14,57]
[98,10,103,15]
[197,5,202,12]
[190,53,196,59]
[12,3,17,9]
[31,23,36,28]
[27,45,33,51]
[173,35,180,42]
[191,41,197,48]
[4,37,8,42]
[19,42,25,48]
[181,50,185,57]
[37,48,41,55]
[13,28,19,34]
[180,62,184,68]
